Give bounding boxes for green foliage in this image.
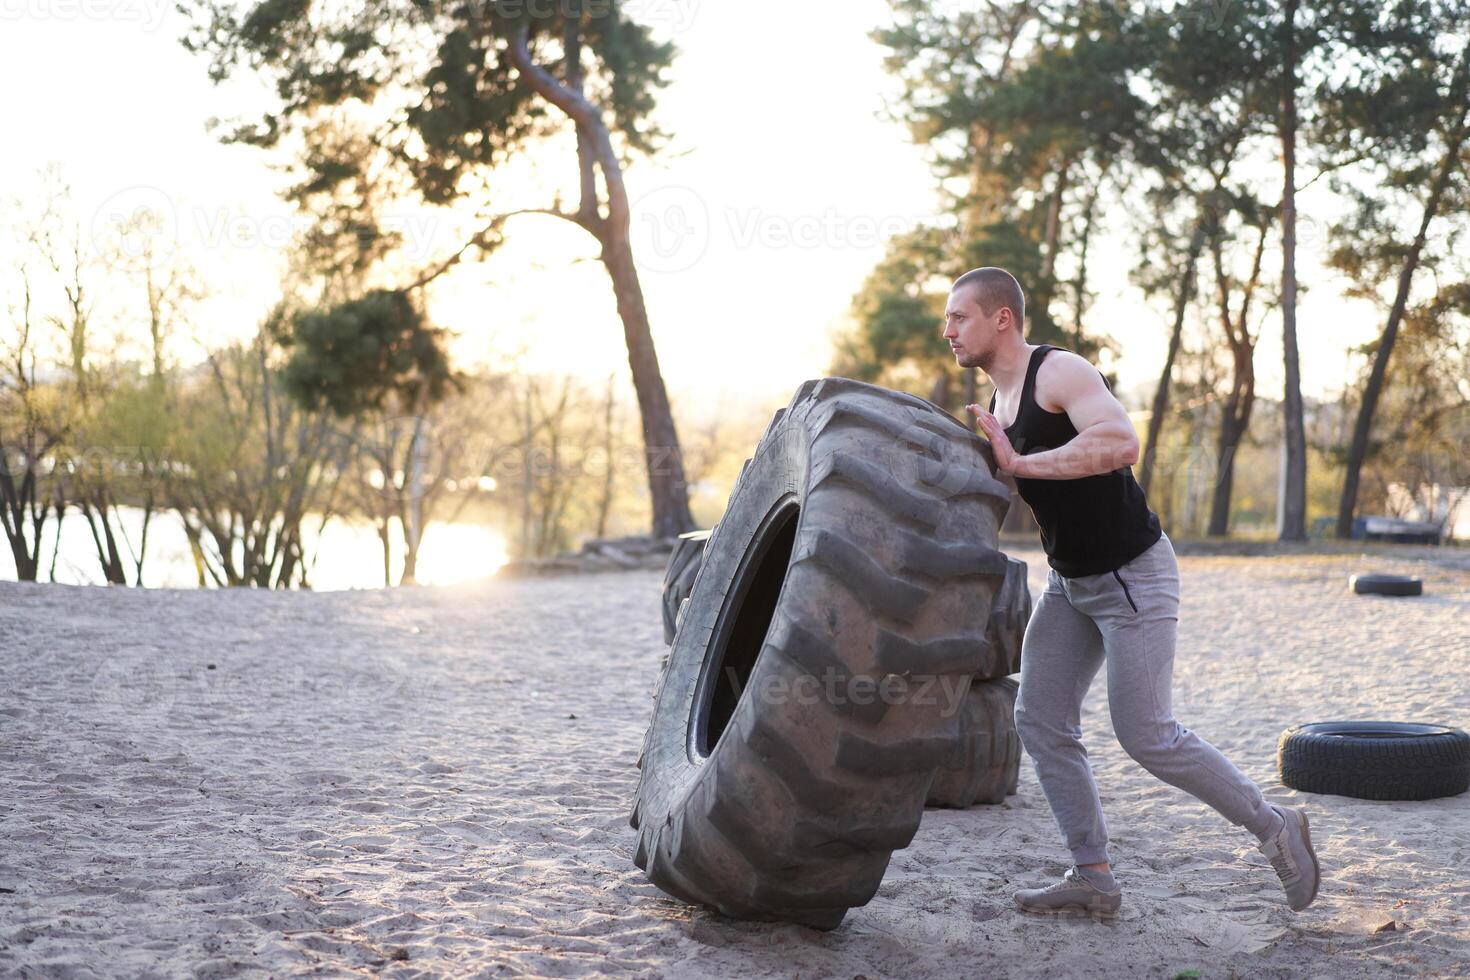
[833,220,1084,406]
[1343,295,1470,506]
[954,222,1068,344]
[75,370,173,480]
[979,4,1150,183]
[859,0,1470,540]
[845,3,1151,396]
[278,290,463,418]
[1320,3,1470,303]
[834,226,950,382]
[180,1,676,209]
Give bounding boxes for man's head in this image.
[944,267,1025,371]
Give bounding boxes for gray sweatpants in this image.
[1013,531,1277,867]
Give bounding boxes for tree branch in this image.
[506,23,628,231]
[403,207,587,291]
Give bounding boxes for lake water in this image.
[0,506,509,590]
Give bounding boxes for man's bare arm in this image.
[1011,355,1140,480]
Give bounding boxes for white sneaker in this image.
[1258,803,1321,911]
[1013,865,1122,919]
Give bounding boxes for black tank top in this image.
[989,344,1162,577]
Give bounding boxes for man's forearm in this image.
[1012,425,1138,479]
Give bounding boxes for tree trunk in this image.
[520,378,534,560]
[1036,156,1074,327]
[1070,172,1105,349]
[1204,212,1266,539]
[401,380,430,585]
[1140,224,1205,497]
[379,520,392,588]
[79,496,127,585]
[401,538,419,585]
[47,486,64,582]
[5,532,38,581]
[928,370,951,414]
[1180,401,1207,535]
[1335,79,1470,537]
[1207,410,1241,537]
[1207,393,1254,536]
[508,24,693,539]
[1039,159,1071,283]
[599,229,695,538]
[1278,0,1308,540]
[596,373,616,538]
[133,496,154,586]
[0,470,44,581]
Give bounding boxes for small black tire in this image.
[1278,721,1470,801]
[1349,573,1423,597]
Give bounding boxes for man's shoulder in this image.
[1037,347,1096,374]
[1034,348,1106,410]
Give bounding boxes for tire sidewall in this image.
[638,419,809,823]
[1286,720,1459,740]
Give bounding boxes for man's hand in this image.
[966,405,1021,475]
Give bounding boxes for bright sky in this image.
[0,0,1383,419]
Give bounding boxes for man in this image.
[943,266,1321,919]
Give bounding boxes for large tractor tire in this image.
[664,546,1030,813]
[663,547,1031,668]
[663,530,713,644]
[629,377,1012,930]
[926,677,1021,808]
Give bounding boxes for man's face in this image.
[943,284,1008,371]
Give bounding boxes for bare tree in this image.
[1277,0,1309,540]
[0,266,64,581]
[1205,206,1273,536]
[29,205,146,586]
[167,331,349,588]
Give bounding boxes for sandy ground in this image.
[1,545,1468,979]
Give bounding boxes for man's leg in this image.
[1014,571,1114,869]
[1089,536,1280,839]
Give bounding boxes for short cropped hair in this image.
[953,267,1025,329]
